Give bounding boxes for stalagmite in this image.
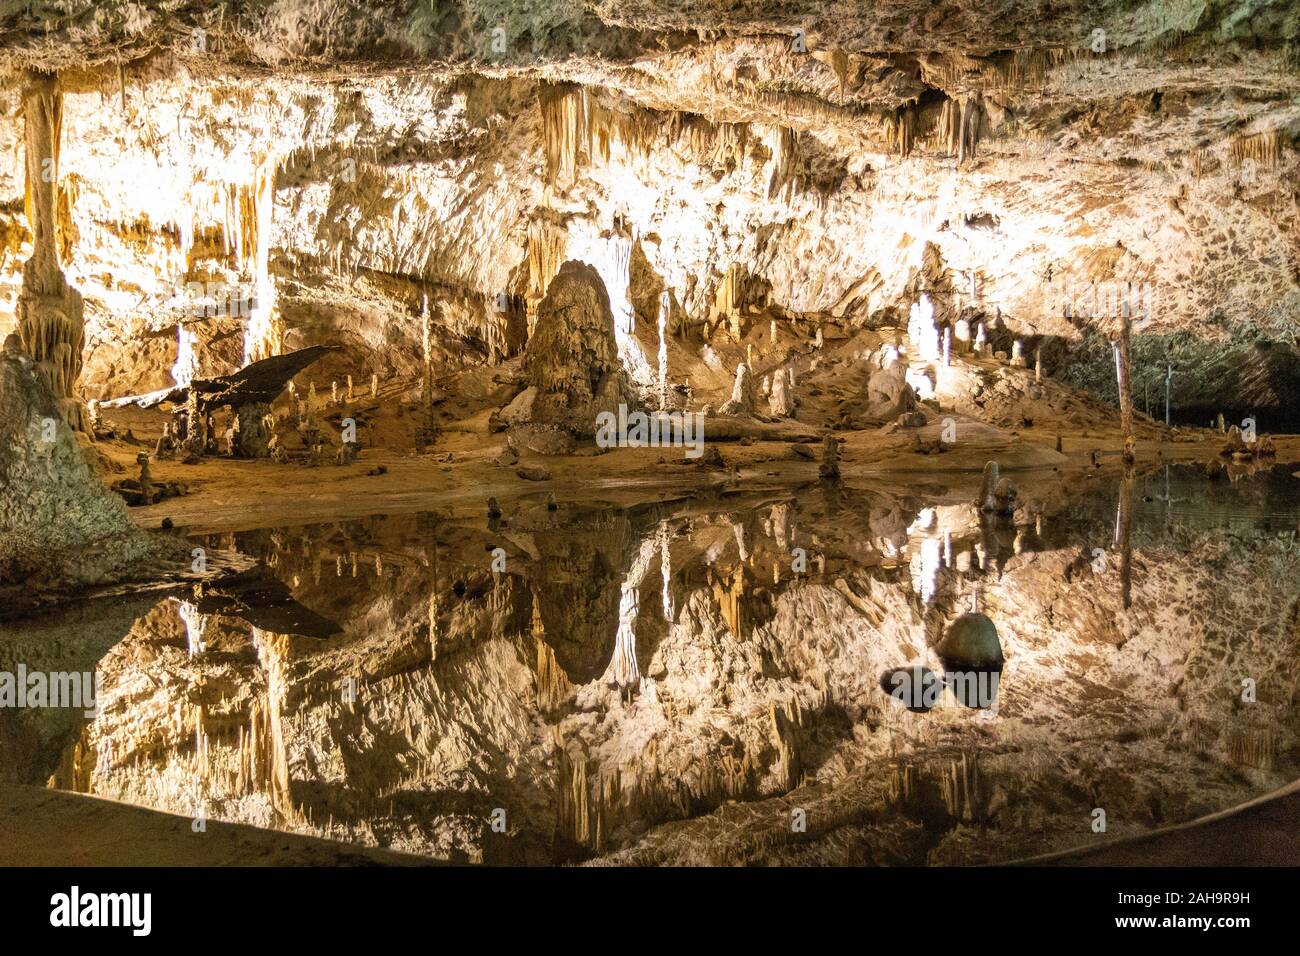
[769,367,792,416]
[720,361,756,416]
[17,70,87,432]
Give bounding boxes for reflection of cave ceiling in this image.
[0,2,1297,414]
[10,473,1299,865]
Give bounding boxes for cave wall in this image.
[0,2,1295,419]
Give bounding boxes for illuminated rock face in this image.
[0,23,1293,425]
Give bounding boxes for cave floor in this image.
[99,423,1298,536]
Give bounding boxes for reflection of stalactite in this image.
[1227,727,1276,770]
[535,602,572,714]
[712,565,746,640]
[940,753,986,824]
[769,699,803,792]
[1118,467,1134,609]
[427,585,439,661]
[248,628,295,819]
[603,535,658,689]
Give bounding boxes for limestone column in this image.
[18,69,87,432]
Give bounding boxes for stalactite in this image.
[659,520,675,623]
[17,69,87,432]
[712,564,746,640]
[710,263,764,341]
[1230,130,1281,169]
[554,735,590,850]
[937,97,962,157]
[907,294,941,362]
[883,104,916,158]
[420,293,433,407]
[526,218,567,333]
[242,159,283,366]
[171,322,198,387]
[958,94,983,165]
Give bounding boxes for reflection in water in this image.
[4,463,1300,865]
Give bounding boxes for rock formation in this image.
[16,70,87,433]
[510,260,636,452]
[0,348,180,587]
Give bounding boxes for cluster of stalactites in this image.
[919,48,1076,93]
[883,104,917,158]
[539,81,768,191]
[1230,130,1281,169]
[709,263,765,341]
[526,217,568,333]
